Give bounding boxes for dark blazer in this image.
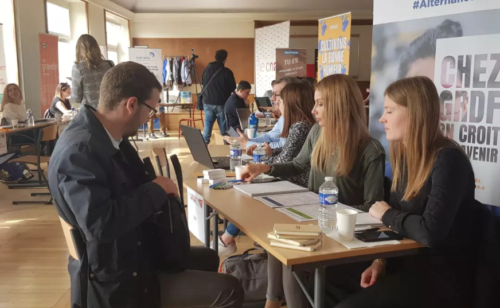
[48,105,168,308]
[201,61,236,106]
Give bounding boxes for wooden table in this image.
[184,164,422,308]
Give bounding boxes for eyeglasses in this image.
[138,101,157,119]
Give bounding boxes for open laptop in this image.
[255,97,273,111]
[236,108,251,130]
[180,125,248,170]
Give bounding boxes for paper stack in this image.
[202,169,227,185]
[268,224,322,252]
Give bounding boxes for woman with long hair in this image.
[1,83,26,125]
[216,81,317,255]
[72,34,114,108]
[327,76,477,308]
[241,74,386,308]
[49,82,72,117]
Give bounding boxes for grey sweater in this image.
[267,123,386,212]
[71,60,114,108]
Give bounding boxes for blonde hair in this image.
[1,83,23,112]
[75,34,104,69]
[54,82,71,100]
[385,76,446,200]
[311,74,369,176]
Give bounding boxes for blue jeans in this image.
[203,104,226,144]
[226,223,240,237]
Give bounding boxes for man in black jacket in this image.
[201,49,236,144]
[48,62,243,308]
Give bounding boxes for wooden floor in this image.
[0,132,255,308]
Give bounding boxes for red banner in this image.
[39,34,59,117]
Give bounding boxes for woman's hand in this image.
[263,142,272,156]
[369,201,391,221]
[241,164,270,182]
[360,260,385,288]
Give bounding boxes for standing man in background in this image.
[201,49,236,144]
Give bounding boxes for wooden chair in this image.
[152,148,171,178]
[10,124,58,205]
[178,99,204,139]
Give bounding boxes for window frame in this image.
[46,1,71,40]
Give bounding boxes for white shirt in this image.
[104,127,122,150]
[1,102,27,124]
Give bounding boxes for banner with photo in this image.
[276,48,307,79]
[39,33,59,118]
[0,24,7,101]
[129,48,163,86]
[369,0,500,206]
[255,21,290,96]
[318,12,351,81]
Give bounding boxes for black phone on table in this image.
[354,230,403,242]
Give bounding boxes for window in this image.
[106,21,121,64]
[47,2,71,39]
[58,40,74,82]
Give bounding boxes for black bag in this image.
[143,196,191,273]
[197,67,223,111]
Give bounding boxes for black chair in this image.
[169,154,184,207]
[153,148,171,178]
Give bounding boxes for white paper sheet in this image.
[275,204,319,221]
[326,230,401,249]
[254,191,319,208]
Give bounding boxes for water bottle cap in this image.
[325,177,334,182]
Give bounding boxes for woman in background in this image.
[49,82,72,117]
[1,84,26,125]
[72,34,114,108]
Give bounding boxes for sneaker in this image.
[149,133,158,139]
[210,237,237,256]
[160,131,169,138]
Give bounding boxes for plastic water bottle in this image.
[26,109,35,126]
[318,177,339,232]
[252,145,266,180]
[71,107,76,118]
[249,113,258,138]
[230,140,242,171]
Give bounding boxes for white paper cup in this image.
[11,118,19,129]
[235,166,244,180]
[336,209,358,241]
[245,128,255,139]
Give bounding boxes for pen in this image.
[228,179,244,183]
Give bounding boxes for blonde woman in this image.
[49,82,72,117]
[241,74,385,308]
[325,76,477,308]
[1,83,26,125]
[72,34,114,108]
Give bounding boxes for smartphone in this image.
[227,127,240,137]
[354,230,403,242]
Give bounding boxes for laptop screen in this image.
[255,97,273,108]
[180,125,215,169]
[236,108,251,130]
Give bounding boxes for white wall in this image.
[15,0,47,116]
[88,3,106,45]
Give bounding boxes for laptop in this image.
[180,125,248,170]
[236,108,251,130]
[255,97,273,111]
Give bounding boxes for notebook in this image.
[273,224,322,236]
[270,240,322,252]
[233,181,308,197]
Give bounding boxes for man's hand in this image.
[263,142,272,156]
[153,176,179,196]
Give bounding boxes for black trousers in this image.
[325,261,467,308]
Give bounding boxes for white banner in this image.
[0,24,7,98]
[255,21,290,97]
[374,0,500,25]
[369,0,500,206]
[129,48,163,86]
[187,188,207,244]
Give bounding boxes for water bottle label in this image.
[319,193,338,206]
[253,154,264,163]
[230,149,242,157]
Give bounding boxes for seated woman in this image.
[215,81,317,255]
[1,83,26,125]
[49,82,72,117]
[327,76,478,308]
[241,74,386,308]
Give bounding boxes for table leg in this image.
[314,267,326,308]
[204,204,210,248]
[212,210,219,254]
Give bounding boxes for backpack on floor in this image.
[219,248,268,304]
